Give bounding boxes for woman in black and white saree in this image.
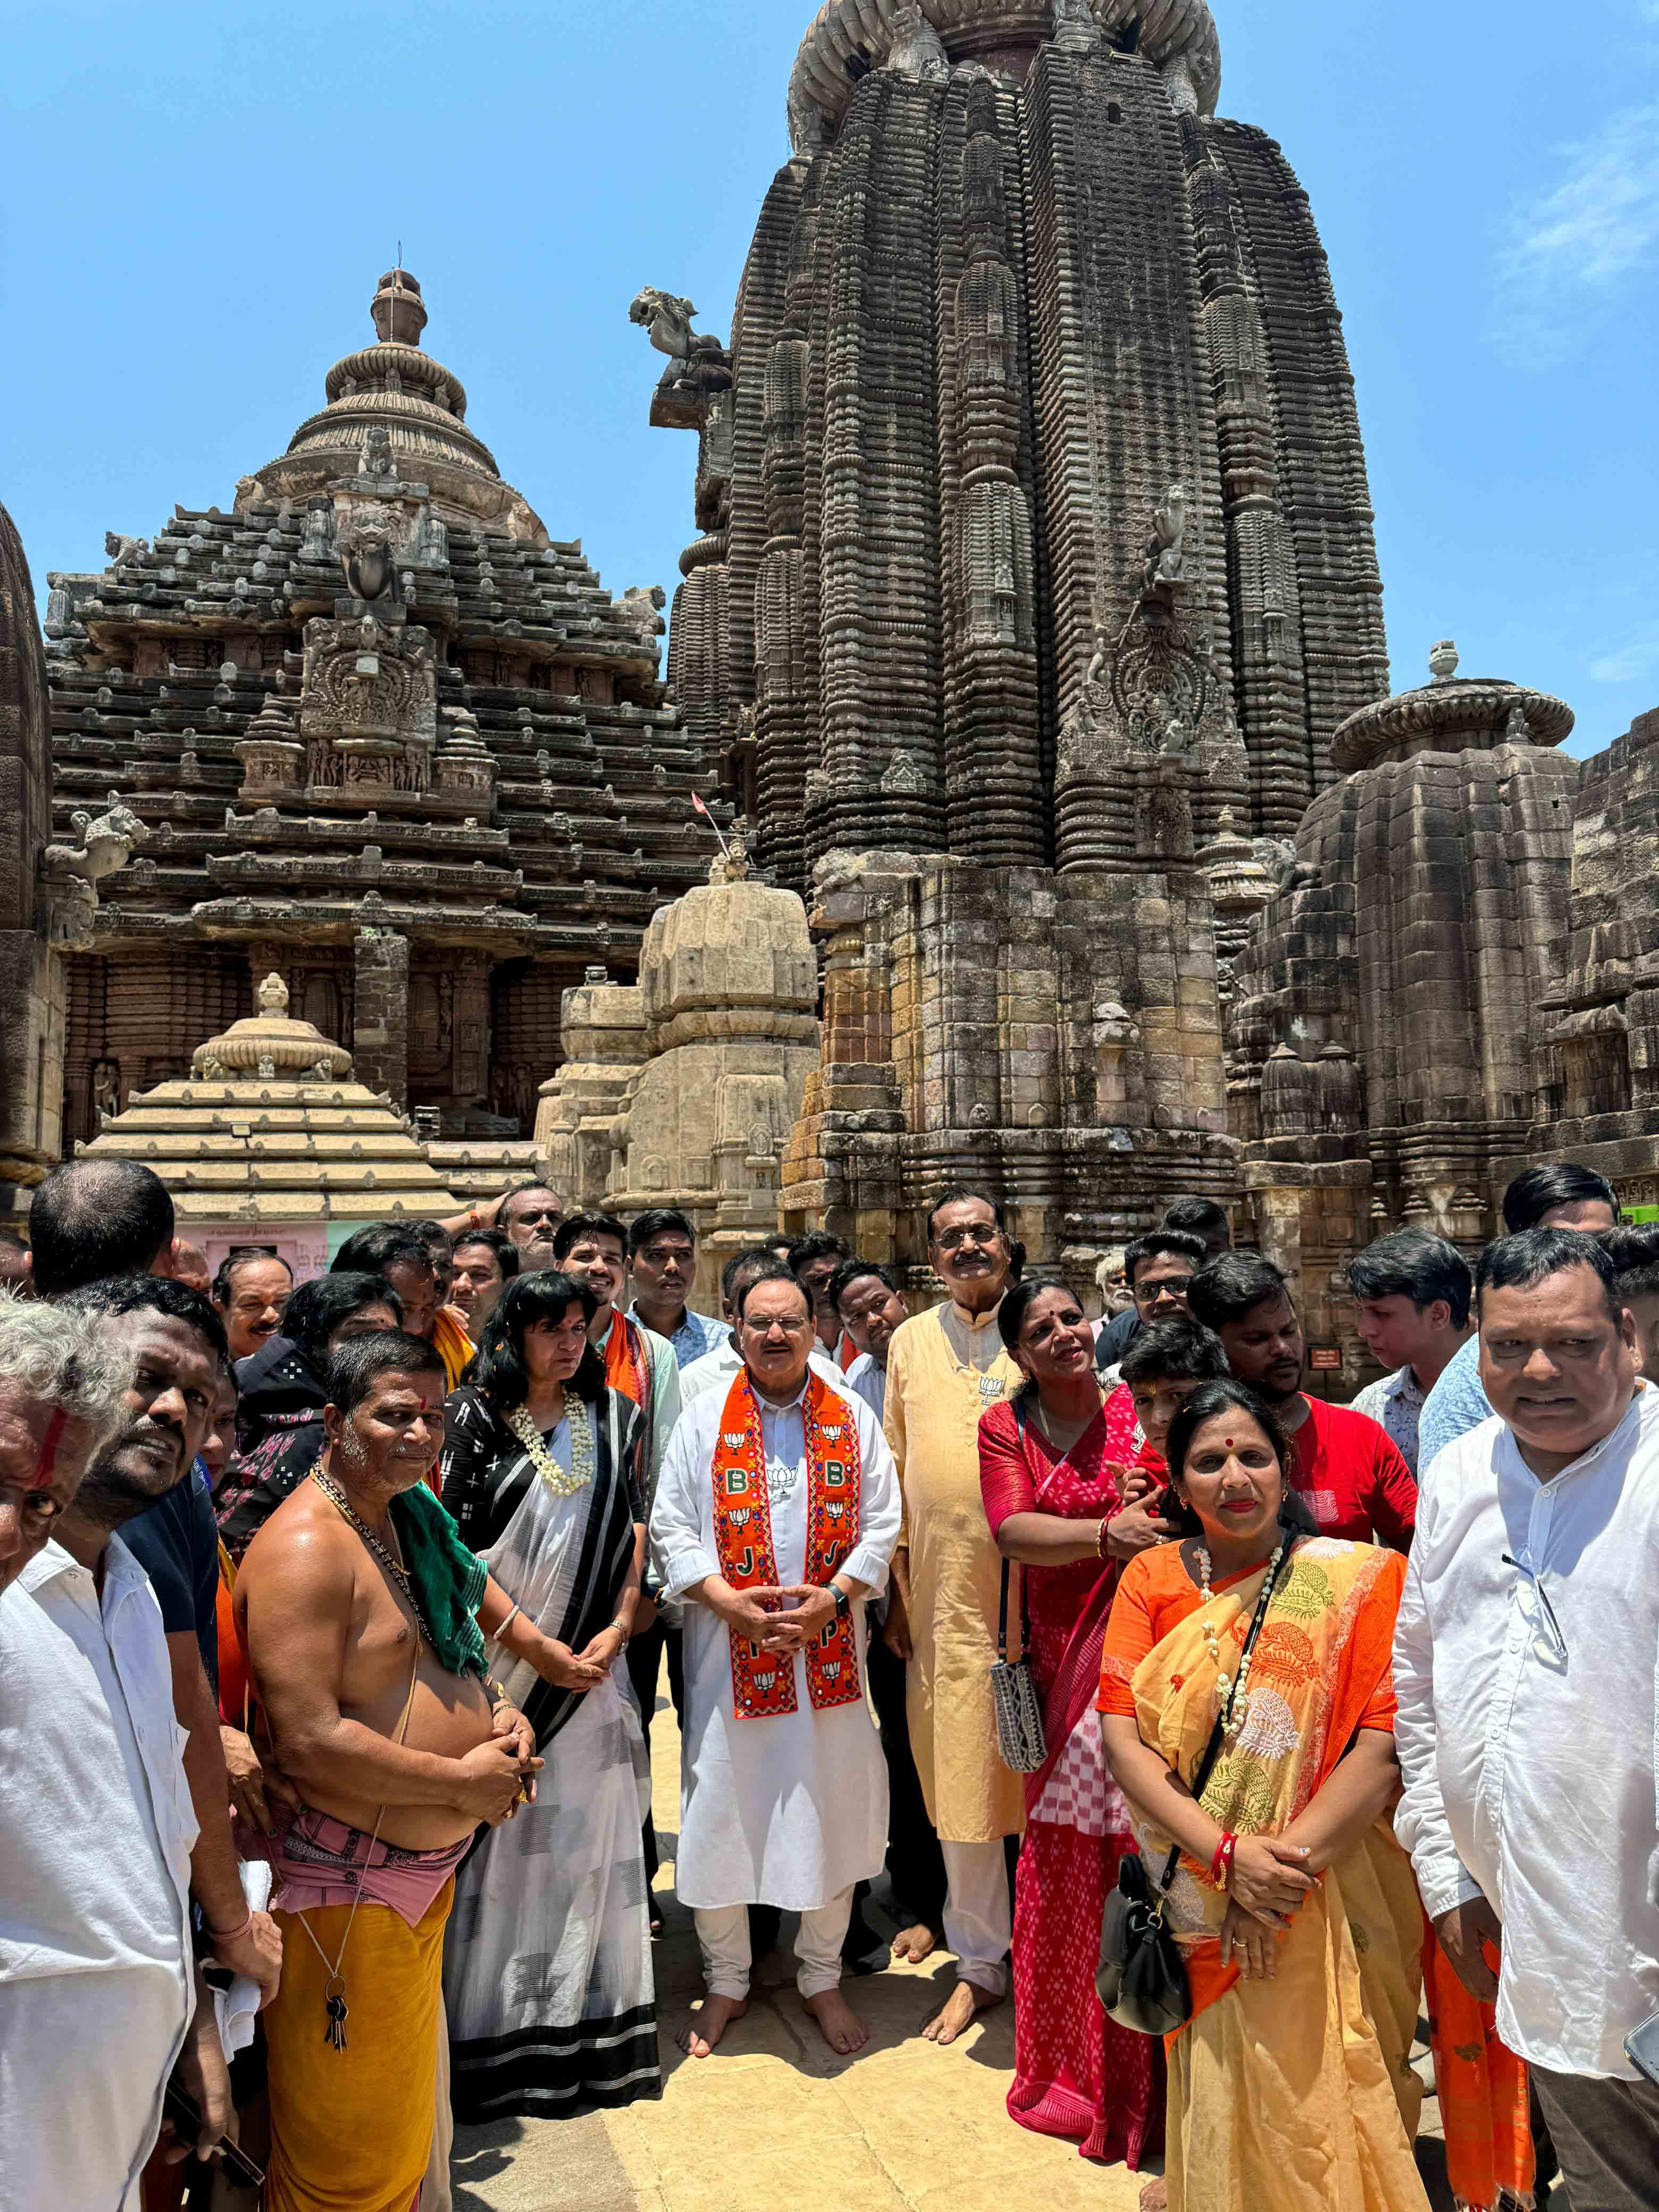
[440,1270,661,2118]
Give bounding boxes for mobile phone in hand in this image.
[163,2082,265,2189]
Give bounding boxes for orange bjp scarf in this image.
[710,1367,864,1721]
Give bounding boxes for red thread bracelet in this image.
[207,1907,254,1946]
[1210,1832,1237,1890]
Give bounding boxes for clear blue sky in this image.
[4,1,1655,760]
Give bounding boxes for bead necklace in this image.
[508,1397,596,1497]
[1196,1538,1284,1734]
[311,1468,435,1650]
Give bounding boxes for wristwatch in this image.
[832,1585,852,1623]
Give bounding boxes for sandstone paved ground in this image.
[451,1666,1531,2212]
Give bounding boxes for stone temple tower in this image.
[642,0,1390,1282]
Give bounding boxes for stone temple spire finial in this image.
[371,267,427,349]
[1428,639,1460,684]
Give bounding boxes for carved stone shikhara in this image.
[641,1,1381,1295]
[40,269,728,1163]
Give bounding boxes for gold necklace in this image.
[311,1469,434,1649]
[508,1398,596,1497]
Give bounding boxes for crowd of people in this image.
[2,1153,1657,2212]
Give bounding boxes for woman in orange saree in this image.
[1099,1380,1429,2212]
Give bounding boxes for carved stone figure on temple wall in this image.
[883,1,950,81]
[37,794,144,950]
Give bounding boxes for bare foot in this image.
[1138,2183,1168,2212]
[676,1993,748,2058]
[806,1987,870,2056]
[921,1977,1001,2046]
[890,1921,939,1965]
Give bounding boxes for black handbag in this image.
[1096,1545,1288,2037]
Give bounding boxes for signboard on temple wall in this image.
[1309,1347,1343,1373]
[199,1228,331,1284]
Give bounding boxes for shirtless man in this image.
[238,1330,539,2211]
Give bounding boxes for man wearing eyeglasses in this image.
[650,1264,900,2062]
[1092,1228,1208,1380]
[881,1188,1026,2047]
[1395,1228,1659,2209]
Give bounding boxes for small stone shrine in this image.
[43,269,719,1161]
[1228,643,1580,1364]
[539,835,820,1310]
[76,971,460,1277]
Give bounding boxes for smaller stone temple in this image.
[538,840,820,1309]
[1227,643,1579,1372]
[78,972,460,1277]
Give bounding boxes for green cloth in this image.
[388,1484,489,1681]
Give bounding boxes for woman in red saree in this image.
[977,1280,1186,2168]
[1099,1379,1428,2212]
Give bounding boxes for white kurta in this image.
[650,1377,901,1912]
[0,1539,197,2210]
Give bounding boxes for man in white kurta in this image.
[651,1266,900,2058]
[0,1537,198,2207]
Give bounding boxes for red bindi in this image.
[1224,1436,1236,1449]
[29,1406,68,1492]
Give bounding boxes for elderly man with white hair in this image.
[0,1287,131,1591]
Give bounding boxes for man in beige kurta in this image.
[883,1189,1024,2044]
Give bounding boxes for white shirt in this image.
[649,1376,901,1911]
[1394,1388,1659,2077]
[0,1537,198,2208]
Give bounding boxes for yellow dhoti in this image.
[263,1884,453,2212]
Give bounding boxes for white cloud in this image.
[1495,95,1659,357]
[1590,624,1659,684]
[1505,102,1659,288]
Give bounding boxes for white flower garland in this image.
[1197,1539,1284,1735]
[508,1398,594,1497]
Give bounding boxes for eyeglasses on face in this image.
[932,1224,1002,1252]
[1134,1275,1194,1302]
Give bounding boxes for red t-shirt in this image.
[1287,1395,1416,1552]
